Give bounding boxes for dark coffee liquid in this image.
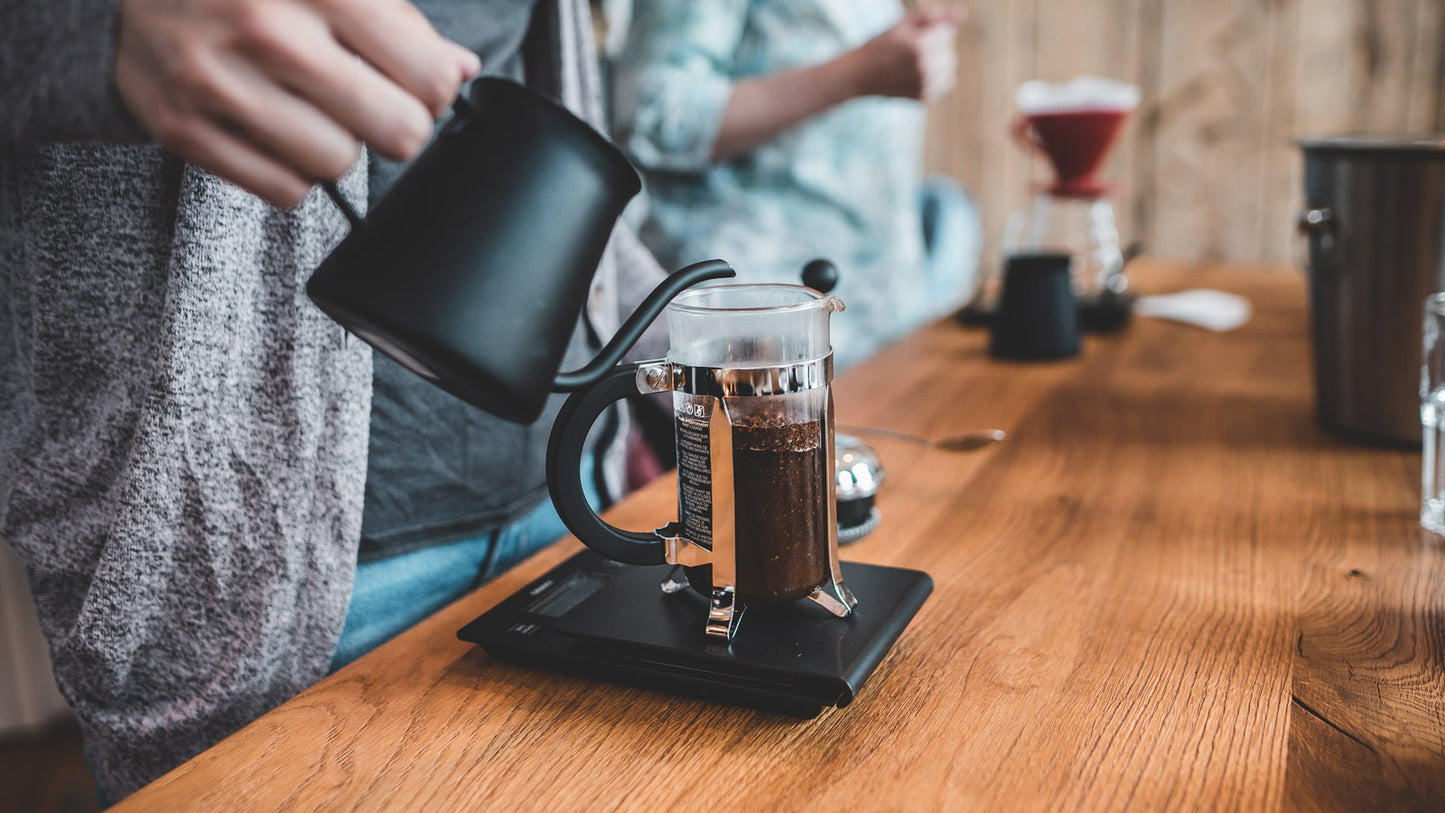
[731,420,829,603]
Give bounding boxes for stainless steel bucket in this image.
[1298,136,1445,445]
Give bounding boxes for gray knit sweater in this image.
[0,0,662,800]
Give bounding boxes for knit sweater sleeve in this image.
[0,0,147,144]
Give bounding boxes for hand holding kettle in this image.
[115,0,482,207]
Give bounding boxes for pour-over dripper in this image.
[1014,76,1139,198]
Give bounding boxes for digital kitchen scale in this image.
[458,550,932,718]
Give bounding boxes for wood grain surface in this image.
[116,261,1445,811]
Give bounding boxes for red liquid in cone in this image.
[1025,108,1128,197]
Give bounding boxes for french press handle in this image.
[545,363,666,565]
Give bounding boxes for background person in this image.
[608,0,983,369]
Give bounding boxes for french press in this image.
[547,282,858,640]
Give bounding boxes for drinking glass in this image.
[1420,293,1445,533]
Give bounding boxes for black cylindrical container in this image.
[990,252,1081,361]
[1299,136,1445,445]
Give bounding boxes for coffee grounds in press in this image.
[731,419,830,602]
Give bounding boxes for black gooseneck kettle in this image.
[307,77,734,423]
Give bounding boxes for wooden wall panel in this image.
[1406,1,1445,131]
[923,0,1445,268]
[924,0,1037,277]
[1150,0,1278,262]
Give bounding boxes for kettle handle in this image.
[322,181,365,229]
[319,95,477,231]
[546,364,666,565]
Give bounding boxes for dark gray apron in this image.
[359,0,598,560]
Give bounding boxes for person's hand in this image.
[840,6,962,102]
[115,0,482,207]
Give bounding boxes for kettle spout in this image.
[552,259,735,392]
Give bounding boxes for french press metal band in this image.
[641,355,857,639]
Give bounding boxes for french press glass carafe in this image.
[547,283,857,640]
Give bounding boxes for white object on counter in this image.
[1134,289,1253,332]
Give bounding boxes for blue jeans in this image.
[330,460,600,671]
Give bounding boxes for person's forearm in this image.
[709,55,861,162]
[707,7,960,163]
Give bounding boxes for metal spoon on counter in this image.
[837,425,1007,452]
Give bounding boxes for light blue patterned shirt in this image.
[609,0,944,368]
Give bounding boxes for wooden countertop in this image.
[119,260,1445,811]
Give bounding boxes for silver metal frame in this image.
[640,356,856,640]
